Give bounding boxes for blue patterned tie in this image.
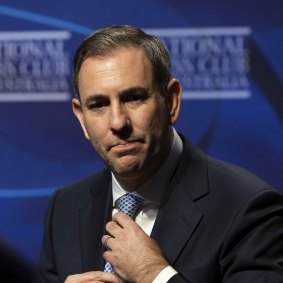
[104,193,144,273]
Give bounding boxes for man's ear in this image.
[166,79,182,125]
[72,97,90,140]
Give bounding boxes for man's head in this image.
[73,25,172,99]
[72,25,182,189]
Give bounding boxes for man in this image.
[36,25,283,283]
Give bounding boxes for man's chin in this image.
[110,157,142,176]
[112,164,140,176]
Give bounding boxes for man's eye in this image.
[126,94,146,103]
[132,95,143,101]
[88,101,107,109]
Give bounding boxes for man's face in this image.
[73,47,179,181]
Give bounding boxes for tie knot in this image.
[117,193,144,218]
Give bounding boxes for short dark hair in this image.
[73,25,172,98]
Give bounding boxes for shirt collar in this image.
[112,128,183,206]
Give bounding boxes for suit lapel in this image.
[151,139,209,265]
[151,186,203,265]
[79,170,112,272]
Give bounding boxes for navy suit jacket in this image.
[35,138,283,282]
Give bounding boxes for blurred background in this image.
[0,0,282,281]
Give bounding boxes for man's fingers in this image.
[104,213,137,239]
[102,235,113,250]
[112,212,135,228]
[64,271,123,283]
[105,219,122,234]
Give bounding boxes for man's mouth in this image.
[109,140,141,152]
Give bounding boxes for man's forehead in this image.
[77,47,155,98]
[79,48,151,78]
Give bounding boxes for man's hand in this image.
[102,212,169,283]
[64,271,124,283]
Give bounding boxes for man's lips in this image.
[109,140,141,151]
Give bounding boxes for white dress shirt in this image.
[111,128,183,283]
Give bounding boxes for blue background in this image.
[0,0,282,277]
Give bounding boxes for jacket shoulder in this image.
[207,155,274,197]
[51,168,111,210]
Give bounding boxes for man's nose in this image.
[109,103,130,133]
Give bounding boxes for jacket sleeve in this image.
[219,189,283,282]
[33,191,60,283]
[169,189,283,283]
